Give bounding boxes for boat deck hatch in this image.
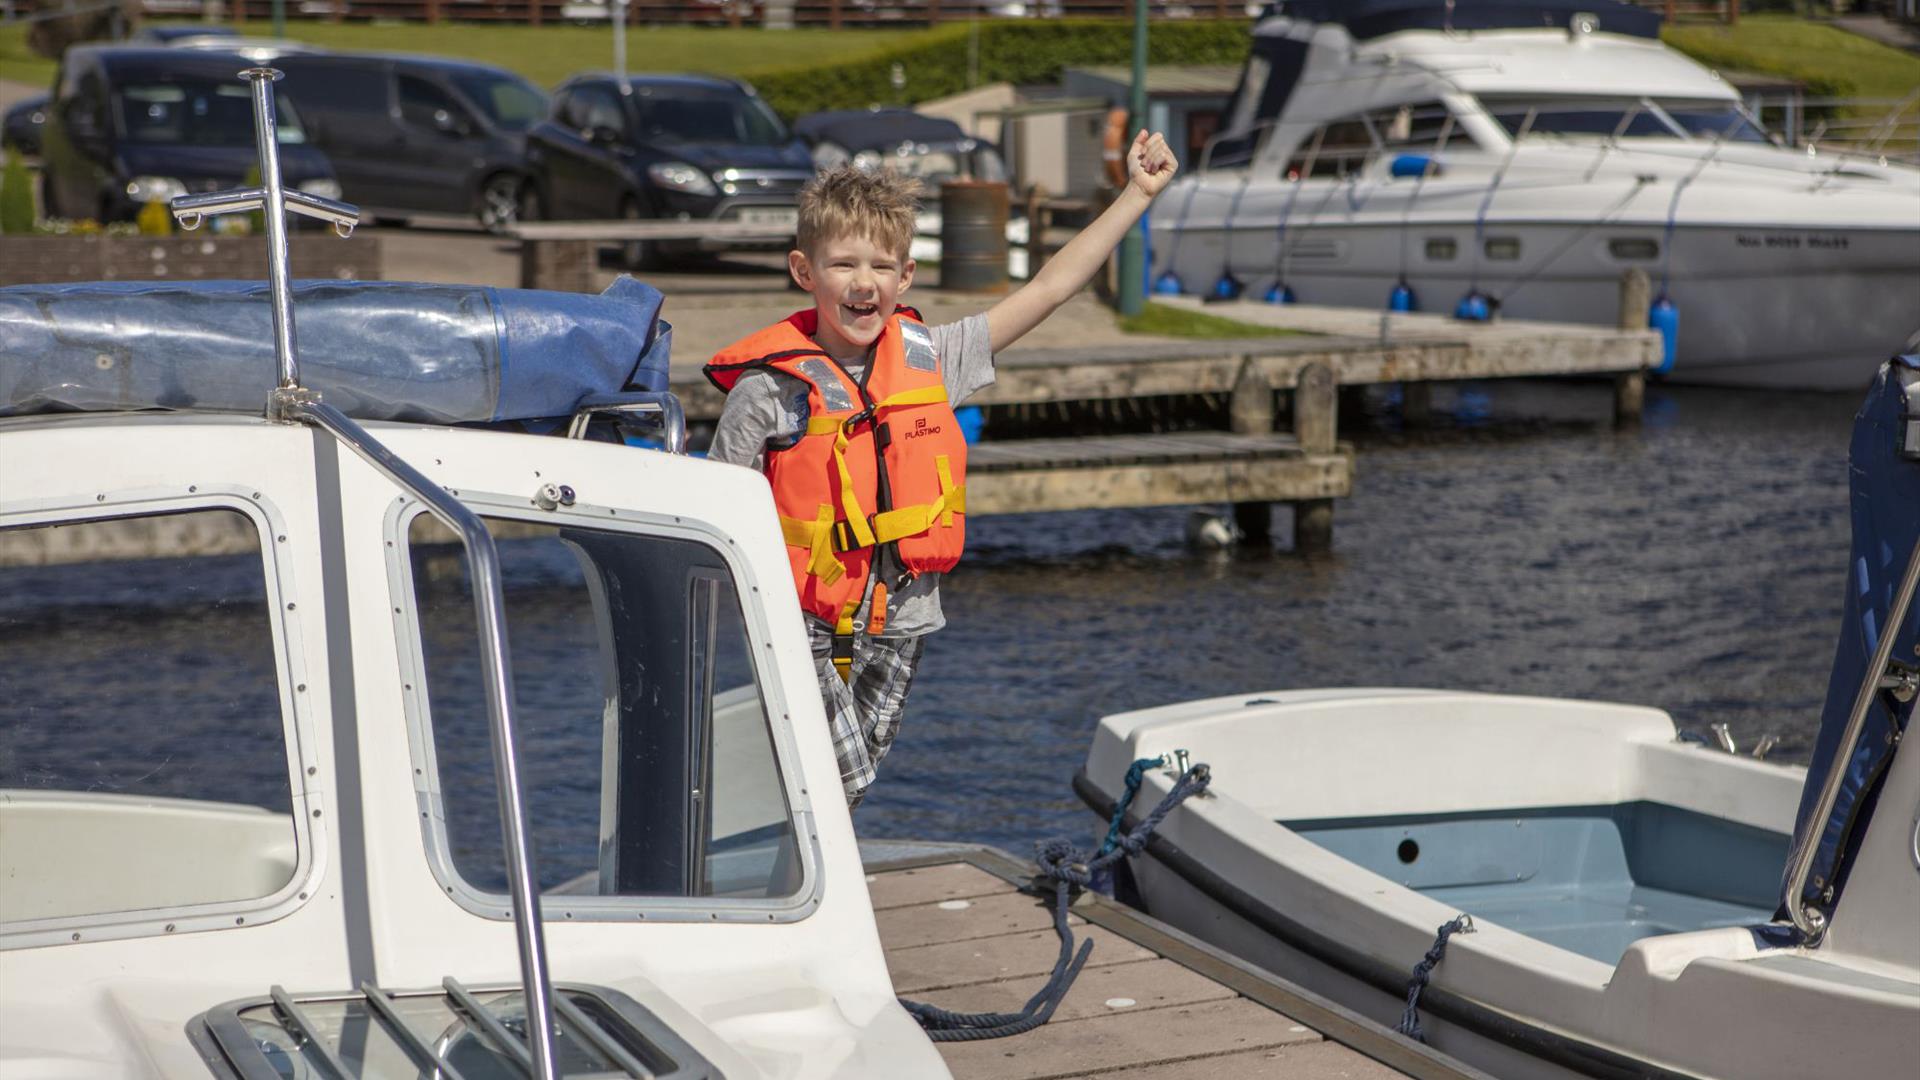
[1287,802,1788,965]
[192,979,719,1079]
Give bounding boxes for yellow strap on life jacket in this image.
[779,504,846,586]
[869,455,965,544]
[832,600,860,682]
[873,385,950,411]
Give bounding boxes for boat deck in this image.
[865,844,1490,1080]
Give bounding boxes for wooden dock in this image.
[866,843,1489,1080]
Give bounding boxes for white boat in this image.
[0,71,948,1079]
[1149,0,1920,391]
[1077,360,1920,1078]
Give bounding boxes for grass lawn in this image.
[1118,300,1305,339]
[0,21,937,91]
[1664,15,1920,106]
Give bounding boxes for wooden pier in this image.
[670,282,1660,551]
[865,843,1489,1080]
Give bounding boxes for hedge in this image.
[750,20,1254,120]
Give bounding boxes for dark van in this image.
[273,54,546,232]
[40,46,337,224]
[524,74,813,266]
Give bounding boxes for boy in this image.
[704,130,1178,807]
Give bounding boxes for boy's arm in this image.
[985,130,1179,354]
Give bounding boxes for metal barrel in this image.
[939,180,1010,293]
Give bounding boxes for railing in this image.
[1746,91,1920,164]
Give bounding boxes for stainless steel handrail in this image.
[360,983,474,1080]
[566,392,688,453]
[306,400,562,1077]
[442,977,536,1075]
[268,985,356,1080]
[169,66,564,1080]
[1784,534,1920,940]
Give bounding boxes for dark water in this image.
[861,380,1858,851]
[0,380,1861,868]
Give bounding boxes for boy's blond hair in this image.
[796,167,922,260]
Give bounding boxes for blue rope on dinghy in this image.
[898,759,1212,1042]
[1396,914,1475,1043]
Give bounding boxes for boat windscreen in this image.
[1781,357,1920,929]
[1483,98,1768,142]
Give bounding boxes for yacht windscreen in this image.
[404,515,802,909]
[1485,98,1768,142]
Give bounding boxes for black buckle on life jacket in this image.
[831,630,855,681]
[831,516,878,553]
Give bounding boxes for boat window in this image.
[1366,101,1454,154]
[1608,237,1660,260]
[1424,237,1457,261]
[0,509,297,925]
[1484,97,1670,139]
[1287,115,1375,179]
[1656,102,1769,143]
[404,514,801,908]
[1484,237,1521,261]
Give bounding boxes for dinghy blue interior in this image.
[1286,803,1786,964]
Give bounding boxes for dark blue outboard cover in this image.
[1781,356,1920,921]
[0,277,670,425]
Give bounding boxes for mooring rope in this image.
[1395,914,1474,1043]
[898,759,1212,1041]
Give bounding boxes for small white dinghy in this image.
[1078,360,1920,1079]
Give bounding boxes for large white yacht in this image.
[1150,0,1920,391]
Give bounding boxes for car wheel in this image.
[477,173,524,234]
[620,198,658,271]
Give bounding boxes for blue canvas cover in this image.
[0,277,670,425]
[1780,356,1920,924]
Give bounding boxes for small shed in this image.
[1058,65,1242,197]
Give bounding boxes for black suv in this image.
[40,46,338,224]
[524,74,813,265]
[273,53,547,232]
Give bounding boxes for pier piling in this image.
[1292,362,1338,552]
[1615,268,1651,428]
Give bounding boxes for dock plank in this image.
[867,862,1019,911]
[1077,1041,1413,1080]
[887,925,1154,994]
[876,890,1082,950]
[914,956,1235,1025]
[937,996,1321,1080]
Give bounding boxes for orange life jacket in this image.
[705,307,968,675]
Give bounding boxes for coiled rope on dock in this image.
[898,758,1212,1042]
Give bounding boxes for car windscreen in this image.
[450,70,547,134]
[116,79,307,145]
[634,87,789,146]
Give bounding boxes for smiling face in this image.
[789,230,915,363]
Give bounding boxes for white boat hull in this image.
[1081,689,1920,1080]
[1153,212,1920,393]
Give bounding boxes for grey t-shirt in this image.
[708,313,994,638]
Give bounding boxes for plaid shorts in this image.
[808,623,927,809]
